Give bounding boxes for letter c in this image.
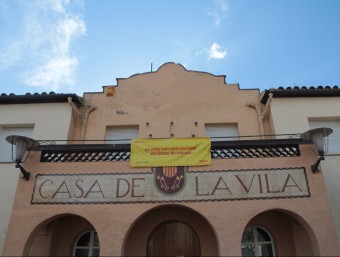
[39,179,53,198]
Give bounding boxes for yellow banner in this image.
[130,138,211,167]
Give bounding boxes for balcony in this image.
[32,138,309,163]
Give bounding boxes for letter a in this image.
[211,177,232,195]
[281,174,302,192]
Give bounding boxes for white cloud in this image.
[48,0,70,13]
[0,0,86,91]
[56,17,86,56]
[22,57,78,91]
[207,0,229,28]
[208,42,227,59]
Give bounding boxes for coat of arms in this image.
[153,166,187,195]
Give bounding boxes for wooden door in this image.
[147,221,201,257]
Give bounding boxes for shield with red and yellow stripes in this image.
[153,166,187,195]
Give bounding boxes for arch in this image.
[23,213,98,256]
[123,204,219,256]
[241,208,320,256]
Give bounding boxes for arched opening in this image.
[241,225,275,256]
[23,214,99,256]
[123,204,218,256]
[73,230,100,257]
[241,209,319,256]
[147,220,201,256]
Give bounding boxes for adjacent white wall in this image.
[0,164,19,253]
[269,97,340,243]
[0,103,74,254]
[270,98,340,134]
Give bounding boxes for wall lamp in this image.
[301,127,333,173]
[6,135,39,180]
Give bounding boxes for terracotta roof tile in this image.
[0,92,83,107]
[261,85,340,104]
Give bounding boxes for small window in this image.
[205,123,238,141]
[0,127,34,162]
[106,126,139,144]
[309,119,340,154]
[241,225,275,257]
[73,231,100,257]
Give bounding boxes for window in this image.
[73,230,100,257]
[241,226,275,257]
[205,123,238,141]
[106,126,139,144]
[0,127,34,162]
[309,119,340,154]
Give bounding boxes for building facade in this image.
[0,93,82,254]
[1,63,339,256]
[262,86,340,245]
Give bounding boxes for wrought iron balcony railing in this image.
[33,139,309,163]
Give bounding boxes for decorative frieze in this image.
[32,168,309,204]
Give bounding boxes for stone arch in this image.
[23,213,98,256]
[241,208,320,256]
[122,204,219,256]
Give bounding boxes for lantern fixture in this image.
[6,135,39,180]
[301,127,333,173]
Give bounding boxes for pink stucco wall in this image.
[3,63,339,256]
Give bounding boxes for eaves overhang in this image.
[0,92,83,108]
[261,86,340,104]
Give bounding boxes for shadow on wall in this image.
[241,209,319,257]
[23,214,97,256]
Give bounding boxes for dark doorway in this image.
[147,221,201,257]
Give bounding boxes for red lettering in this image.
[51,180,72,198]
[281,174,302,192]
[83,180,105,198]
[131,178,144,197]
[265,174,280,193]
[235,175,256,193]
[195,176,210,196]
[258,174,263,193]
[211,176,232,195]
[39,179,53,198]
[74,179,84,198]
[116,178,130,197]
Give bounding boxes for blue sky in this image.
[0,0,339,95]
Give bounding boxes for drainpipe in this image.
[262,93,273,119]
[246,93,273,138]
[68,97,97,143]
